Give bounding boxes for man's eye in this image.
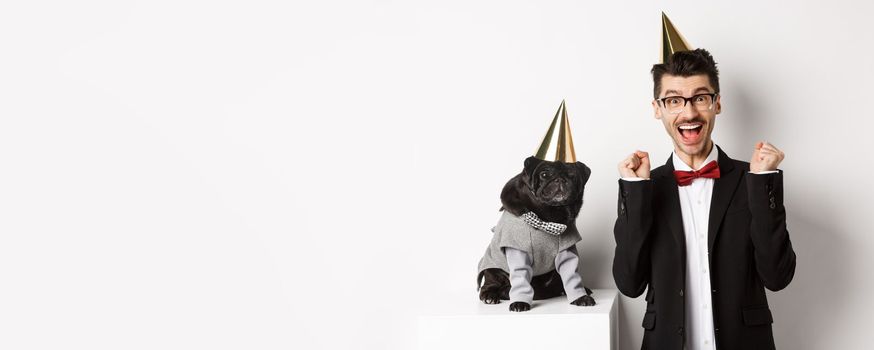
[666,98,682,105]
[695,96,706,103]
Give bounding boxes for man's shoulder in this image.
[732,159,751,172]
[722,150,751,172]
[650,163,671,179]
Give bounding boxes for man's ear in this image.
[715,95,722,115]
[575,162,591,186]
[652,100,663,120]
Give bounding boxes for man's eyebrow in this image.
[662,87,713,97]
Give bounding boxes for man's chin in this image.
[674,138,711,157]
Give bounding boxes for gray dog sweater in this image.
[478,210,582,276]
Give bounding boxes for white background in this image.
[1,1,873,349]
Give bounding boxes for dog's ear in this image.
[524,156,542,169]
[575,161,591,185]
[524,156,544,174]
[523,156,544,189]
[500,173,530,216]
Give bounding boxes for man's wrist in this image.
[621,177,650,182]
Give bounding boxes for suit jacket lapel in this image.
[708,146,743,253]
[657,156,686,255]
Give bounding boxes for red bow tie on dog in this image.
[673,160,720,186]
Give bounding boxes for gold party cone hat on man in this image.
[660,12,693,63]
[534,100,576,163]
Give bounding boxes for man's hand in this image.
[618,151,651,179]
[750,141,785,172]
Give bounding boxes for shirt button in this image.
[679,289,684,297]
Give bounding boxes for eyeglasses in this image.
[656,93,719,114]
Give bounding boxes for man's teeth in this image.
[678,124,702,130]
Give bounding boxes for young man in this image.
[612,47,796,349]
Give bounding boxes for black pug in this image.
[477,156,595,311]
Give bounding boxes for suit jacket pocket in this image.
[641,311,656,330]
[742,306,774,326]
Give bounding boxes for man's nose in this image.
[678,100,699,118]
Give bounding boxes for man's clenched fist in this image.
[750,142,785,173]
[618,151,651,179]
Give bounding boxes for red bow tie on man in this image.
[673,160,720,186]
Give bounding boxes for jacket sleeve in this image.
[746,170,797,291]
[612,179,654,298]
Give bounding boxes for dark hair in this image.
[651,48,720,99]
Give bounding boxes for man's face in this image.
[652,74,721,159]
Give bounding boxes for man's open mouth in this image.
[677,123,703,144]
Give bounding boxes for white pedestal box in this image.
[417,288,618,350]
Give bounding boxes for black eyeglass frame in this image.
[656,93,720,110]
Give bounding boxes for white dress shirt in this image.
[673,147,718,350]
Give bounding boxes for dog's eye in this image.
[539,172,550,179]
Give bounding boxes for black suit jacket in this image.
[612,146,796,350]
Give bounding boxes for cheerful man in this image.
[611,15,796,350]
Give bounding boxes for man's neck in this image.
[675,141,714,170]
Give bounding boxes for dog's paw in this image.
[570,295,596,306]
[509,302,531,312]
[479,290,502,305]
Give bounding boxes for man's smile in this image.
[677,122,704,145]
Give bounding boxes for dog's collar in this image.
[521,211,567,236]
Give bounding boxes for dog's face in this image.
[522,156,591,206]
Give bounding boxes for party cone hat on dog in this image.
[534,100,576,163]
[660,12,693,64]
